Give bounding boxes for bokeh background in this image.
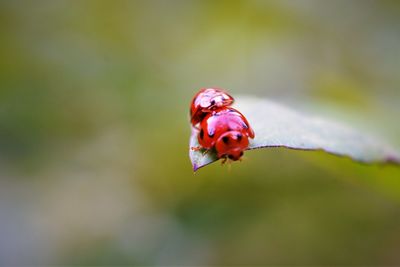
[1,0,400,265]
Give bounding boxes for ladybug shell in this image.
[198,107,255,161]
[190,88,234,126]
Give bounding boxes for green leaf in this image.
[189,96,400,171]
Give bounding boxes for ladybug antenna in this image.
[238,151,246,162]
[220,156,233,171]
[227,160,232,172]
[220,156,228,165]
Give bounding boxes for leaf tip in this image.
[385,153,400,165]
[192,163,199,172]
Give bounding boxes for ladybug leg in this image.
[191,125,201,131]
[191,147,210,156]
[220,157,227,165]
[191,146,202,151]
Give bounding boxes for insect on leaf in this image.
[189,96,400,171]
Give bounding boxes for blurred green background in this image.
[1,0,400,265]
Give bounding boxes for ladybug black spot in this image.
[200,129,204,139]
[210,100,216,105]
[236,133,242,141]
[222,136,229,144]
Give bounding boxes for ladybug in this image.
[190,87,234,127]
[197,107,255,161]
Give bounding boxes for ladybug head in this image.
[190,88,234,126]
[196,88,233,109]
[215,130,249,161]
[207,90,234,109]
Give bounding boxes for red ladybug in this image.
[197,107,255,161]
[190,87,234,127]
